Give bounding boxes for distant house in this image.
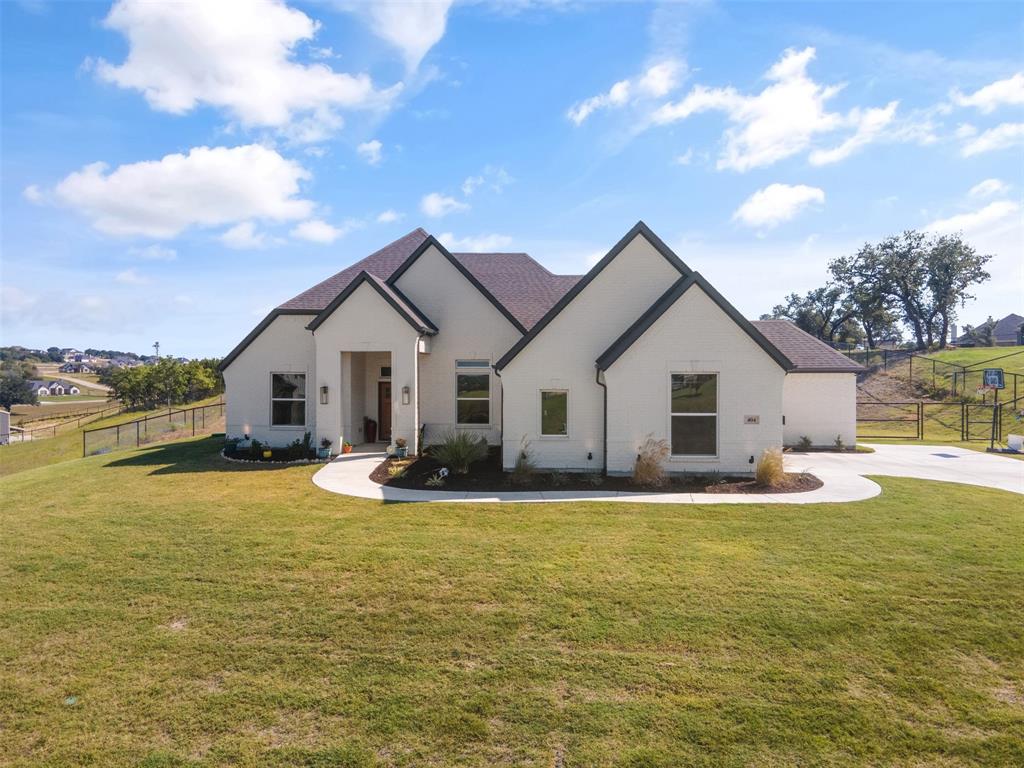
[60,348,82,361]
[28,380,81,397]
[956,313,1024,347]
[59,362,93,374]
[0,408,9,445]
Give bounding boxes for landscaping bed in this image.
[371,448,822,493]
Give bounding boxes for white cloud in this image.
[926,200,1020,236]
[357,139,383,165]
[290,218,357,243]
[351,0,453,71]
[568,59,684,125]
[128,244,177,261]
[732,183,825,229]
[951,73,1024,113]
[115,268,150,285]
[23,184,43,203]
[54,144,313,238]
[809,101,898,165]
[674,148,693,165]
[961,122,1024,157]
[652,47,903,172]
[420,192,468,218]
[461,165,512,196]
[438,232,514,251]
[220,221,271,250]
[376,209,403,223]
[969,179,1010,198]
[93,0,399,140]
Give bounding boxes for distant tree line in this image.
[762,230,991,351]
[85,348,143,360]
[0,346,63,363]
[103,357,223,410]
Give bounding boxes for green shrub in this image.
[431,431,488,475]
[797,435,812,450]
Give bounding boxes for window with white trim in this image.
[271,373,306,426]
[540,390,568,436]
[456,360,490,425]
[670,373,717,455]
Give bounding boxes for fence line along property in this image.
[6,403,125,444]
[82,401,225,457]
[856,395,1024,444]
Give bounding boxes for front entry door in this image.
[377,381,392,442]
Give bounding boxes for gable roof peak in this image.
[494,221,691,370]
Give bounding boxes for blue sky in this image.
[2,0,1021,358]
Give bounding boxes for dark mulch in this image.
[371,448,822,494]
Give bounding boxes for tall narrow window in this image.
[271,373,306,426]
[540,390,568,436]
[456,360,490,425]
[670,373,717,455]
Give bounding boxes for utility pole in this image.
[153,341,160,359]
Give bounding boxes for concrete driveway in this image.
[786,443,1023,496]
[311,443,1022,503]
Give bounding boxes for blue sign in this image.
[983,368,1005,389]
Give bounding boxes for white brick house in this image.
[220,223,861,474]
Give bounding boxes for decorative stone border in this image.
[219,449,327,467]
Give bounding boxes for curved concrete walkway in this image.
[313,444,1019,504]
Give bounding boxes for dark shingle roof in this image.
[751,320,864,372]
[278,228,430,310]
[278,229,580,330]
[993,313,1024,341]
[452,252,581,330]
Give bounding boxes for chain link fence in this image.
[82,401,225,457]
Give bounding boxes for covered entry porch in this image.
[337,350,394,446]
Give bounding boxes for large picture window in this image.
[271,373,306,426]
[540,390,568,436]
[670,373,717,455]
[456,360,490,425]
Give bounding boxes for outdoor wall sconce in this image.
[401,386,411,405]
[320,385,329,405]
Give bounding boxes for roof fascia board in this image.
[594,272,794,372]
[495,221,691,371]
[306,271,437,334]
[386,235,528,334]
[218,308,317,372]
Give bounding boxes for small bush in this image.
[548,470,567,487]
[834,434,845,451]
[248,439,263,460]
[755,447,785,486]
[632,435,669,487]
[431,430,488,475]
[585,473,604,487]
[425,472,446,488]
[797,435,812,450]
[387,461,409,479]
[510,437,536,486]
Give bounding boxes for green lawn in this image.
[926,346,1024,375]
[2,437,1022,766]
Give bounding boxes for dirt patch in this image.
[370,449,822,494]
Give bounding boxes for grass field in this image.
[1,395,223,478]
[2,436,1022,766]
[880,346,1024,402]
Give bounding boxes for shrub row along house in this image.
[220,223,861,475]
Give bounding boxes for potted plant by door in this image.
[342,441,353,454]
[395,437,408,458]
[318,437,332,459]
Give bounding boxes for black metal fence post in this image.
[136,421,140,447]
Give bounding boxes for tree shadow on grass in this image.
[103,436,301,475]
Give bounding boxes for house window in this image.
[670,373,717,455]
[271,373,306,426]
[380,366,391,378]
[456,360,490,425]
[540,390,568,436]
